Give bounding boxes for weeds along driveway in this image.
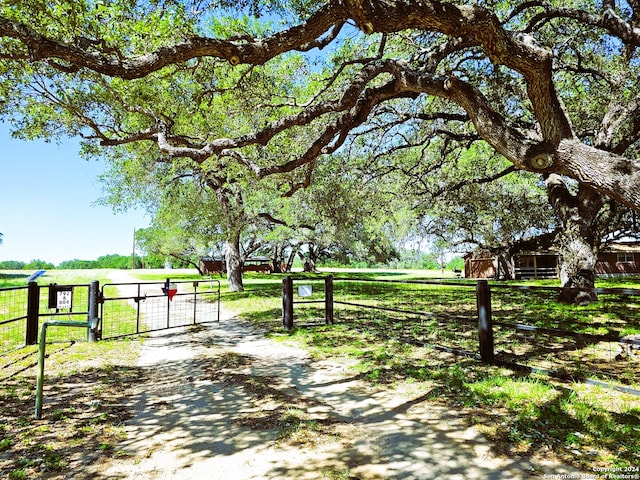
[90,281,583,479]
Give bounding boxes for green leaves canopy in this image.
[2,1,640,263]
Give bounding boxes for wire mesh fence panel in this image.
[0,286,29,354]
[100,280,220,339]
[101,297,154,337]
[191,289,221,323]
[291,279,327,325]
[2,278,220,350]
[38,284,91,343]
[333,279,478,355]
[490,285,640,333]
[326,278,640,389]
[490,285,640,386]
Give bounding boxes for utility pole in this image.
[131,228,136,269]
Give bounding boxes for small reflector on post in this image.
[298,285,312,297]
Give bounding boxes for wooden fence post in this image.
[87,280,100,342]
[476,279,495,363]
[25,281,40,345]
[282,276,294,330]
[325,275,334,325]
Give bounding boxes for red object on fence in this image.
[162,280,178,301]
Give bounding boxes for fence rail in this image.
[0,277,221,354]
[282,276,640,391]
[0,283,93,353]
[0,285,29,353]
[514,267,558,279]
[100,279,220,339]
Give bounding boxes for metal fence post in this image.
[26,281,40,345]
[165,277,171,329]
[87,280,100,342]
[476,279,495,363]
[35,322,48,419]
[192,281,198,324]
[325,275,334,325]
[282,276,294,330]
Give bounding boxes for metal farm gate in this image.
[99,278,220,339]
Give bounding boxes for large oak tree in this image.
[2,1,640,295]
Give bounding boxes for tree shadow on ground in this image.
[0,363,143,480]
[423,362,640,470]
[85,324,575,480]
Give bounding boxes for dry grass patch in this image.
[0,339,142,480]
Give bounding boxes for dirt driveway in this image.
[88,272,582,479]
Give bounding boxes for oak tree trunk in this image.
[494,253,515,280]
[271,244,285,273]
[558,230,598,305]
[225,232,244,292]
[546,174,602,304]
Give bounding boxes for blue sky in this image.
[0,123,149,266]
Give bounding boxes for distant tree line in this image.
[0,251,464,272]
[0,259,55,270]
[0,254,170,270]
